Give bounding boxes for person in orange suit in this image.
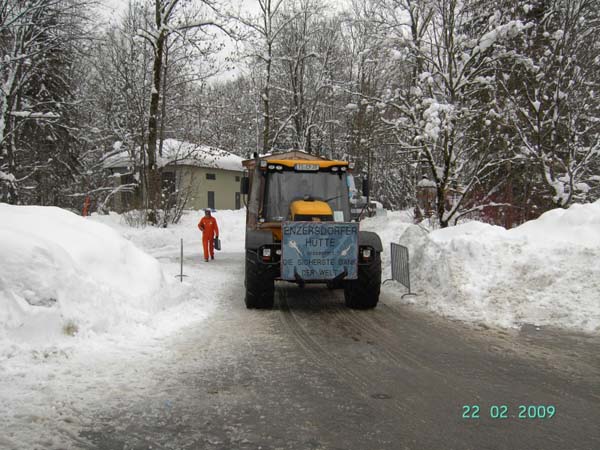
[198,209,219,262]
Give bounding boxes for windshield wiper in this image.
[323,194,344,203]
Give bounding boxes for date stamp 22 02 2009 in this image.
[462,404,556,420]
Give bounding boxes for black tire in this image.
[326,280,343,290]
[244,249,275,309]
[344,252,381,309]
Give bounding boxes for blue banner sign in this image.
[281,222,359,281]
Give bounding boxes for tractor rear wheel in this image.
[244,249,275,309]
[344,252,381,309]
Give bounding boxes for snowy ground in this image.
[0,207,245,449]
[1,201,599,447]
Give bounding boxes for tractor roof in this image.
[265,159,349,169]
[242,150,349,170]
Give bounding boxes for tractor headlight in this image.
[261,247,272,261]
[361,248,372,260]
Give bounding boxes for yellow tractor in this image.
[240,152,382,309]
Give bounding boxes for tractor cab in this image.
[257,159,352,224]
[240,152,382,310]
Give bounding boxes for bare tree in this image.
[0,0,90,205]
[273,0,345,155]
[370,0,530,226]
[236,0,301,153]
[136,0,229,223]
[496,0,600,208]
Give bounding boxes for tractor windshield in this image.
[264,171,351,222]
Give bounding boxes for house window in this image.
[235,176,240,182]
[206,173,216,180]
[208,191,215,209]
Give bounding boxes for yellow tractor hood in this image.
[290,200,333,220]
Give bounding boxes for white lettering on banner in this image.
[281,222,359,281]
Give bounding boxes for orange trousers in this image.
[202,236,214,260]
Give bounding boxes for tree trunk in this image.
[159,42,169,158]
[146,3,166,224]
[437,186,448,228]
[1,58,19,204]
[262,42,272,154]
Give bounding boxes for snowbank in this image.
[0,204,197,357]
[394,201,600,333]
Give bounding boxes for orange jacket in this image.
[198,216,219,238]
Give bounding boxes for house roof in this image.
[103,139,244,172]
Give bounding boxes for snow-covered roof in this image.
[103,139,243,172]
[417,177,437,188]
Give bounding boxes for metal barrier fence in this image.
[383,243,417,298]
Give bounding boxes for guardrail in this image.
[383,243,417,298]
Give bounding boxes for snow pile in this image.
[0,204,190,356]
[396,201,600,333]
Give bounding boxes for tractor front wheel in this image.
[244,249,275,309]
[344,252,381,309]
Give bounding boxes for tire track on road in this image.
[277,287,410,418]
[304,292,472,406]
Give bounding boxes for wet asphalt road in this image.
[79,252,600,450]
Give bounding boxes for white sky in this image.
[97,0,262,21]
[97,0,347,22]
[96,0,127,24]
